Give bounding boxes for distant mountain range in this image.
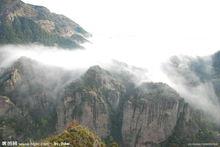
[0,0,90,48]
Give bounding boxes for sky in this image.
[20,0,220,82]
[22,0,220,56]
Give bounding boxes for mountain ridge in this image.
[0,57,219,146]
[0,0,90,48]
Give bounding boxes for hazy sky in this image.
[21,1,220,67]
[22,0,220,56]
[20,0,220,82]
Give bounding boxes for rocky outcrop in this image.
[56,66,194,146]
[0,95,22,140]
[0,68,21,93]
[122,83,184,147]
[57,65,220,146]
[162,103,220,146]
[57,66,126,139]
[0,57,70,140]
[0,96,16,116]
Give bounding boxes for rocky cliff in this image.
[0,57,219,146]
[57,66,126,140]
[0,95,21,140]
[56,65,219,146]
[122,83,184,147]
[0,57,77,140]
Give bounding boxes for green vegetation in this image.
[42,122,106,147]
[28,106,57,139]
[0,17,80,48]
[162,104,220,146]
[0,109,57,141]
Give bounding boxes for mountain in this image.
[162,53,220,146]
[0,1,219,146]
[0,57,60,140]
[0,0,90,48]
[0,57,219,146]
[163,53,220,118]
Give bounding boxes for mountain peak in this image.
[0,0,90,49]
[84,66,113,84]
[86,65,106,74]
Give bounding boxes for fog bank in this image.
[0,35,220,122]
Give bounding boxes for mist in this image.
[163,55,220,122]
[0,34,220,123]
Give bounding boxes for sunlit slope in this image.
[0,0,90,48]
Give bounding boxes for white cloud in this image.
[21,0,220,57]
[2,0,220,123]
[4,0,219,83]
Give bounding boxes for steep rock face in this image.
[57,66,191,146]
[0,96,22,140]
[57,66,126,139]
[122,83,184,147]
[0,68,21,93]
[163,103,220,146]
[0,0,90,48]
[0,96,16,116]
[59,88,110,138]
[0,57,70,140]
